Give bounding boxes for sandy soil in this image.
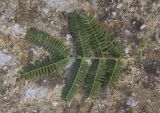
[0,0,160,113]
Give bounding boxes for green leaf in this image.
[70,12,123,57]
[85,59,107,100]
[104,38,123,57]
[26,27,70,58]
[107,59,122,87]
[69,12,92,57]
[61,59,89,101]
[21,12,123,102]
[21,57,70,80]
[80,14,107,56]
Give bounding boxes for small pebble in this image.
[33,110,37,113]
[2,66,8,70]
[0,15,6,20]
[66,34,72,41]
[30,47,38,55]
[105,7,109,12]
[140,24,146,30]
[50,21,54,24]
[124,48,129,54]
[129,7,135,12]
[117,3,123,9]
[127,97,139,107]
[43,80,47,83]
[42,7,49,14]
[85,59,92,66]
[0,51,12,68]
[132,93,136,96]
[4,97,7,99]
[112,12,116,16]
[11,24,24,35]
[52,101,59,106]
[125,30,132,36]
[146,99,152,103]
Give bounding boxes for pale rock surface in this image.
[22,85,49,102]
[0,51,12,68]
[127,97,140,107]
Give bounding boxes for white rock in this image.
[2,66,8,70]
[85,59,92,66]
[38,6,49,14]
[3,80,7,86]
[129,7,135,12]
[22,86,48,102]
[124,47,129,54]
[105,7,109,12]
[140,24,146,30]
[65,58,75,69]
[0,25,6,32]
[30,47,38,55]
[0,15,6,20]
[42,7,49,14]
[127,97,139,107]
[133,21,136,24]
[117,3,123,9]
[52,101,59,106]
[65,34,72,46]
[125,30,131,35]
[43,79,47,83]
[66,34,72,41]
[132,93,136,96]
[4,97,7,99]
[33,110,37,113]
[112,12,117,16]
[46,0,61,5]
[146,99,152,103]
[45,0,78,12]
[0,51,12,68]
[10,24,24,35]
[91,0,98,8]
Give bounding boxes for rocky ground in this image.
[0,0,160,113]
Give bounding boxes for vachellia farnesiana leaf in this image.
[21,12,123,102]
